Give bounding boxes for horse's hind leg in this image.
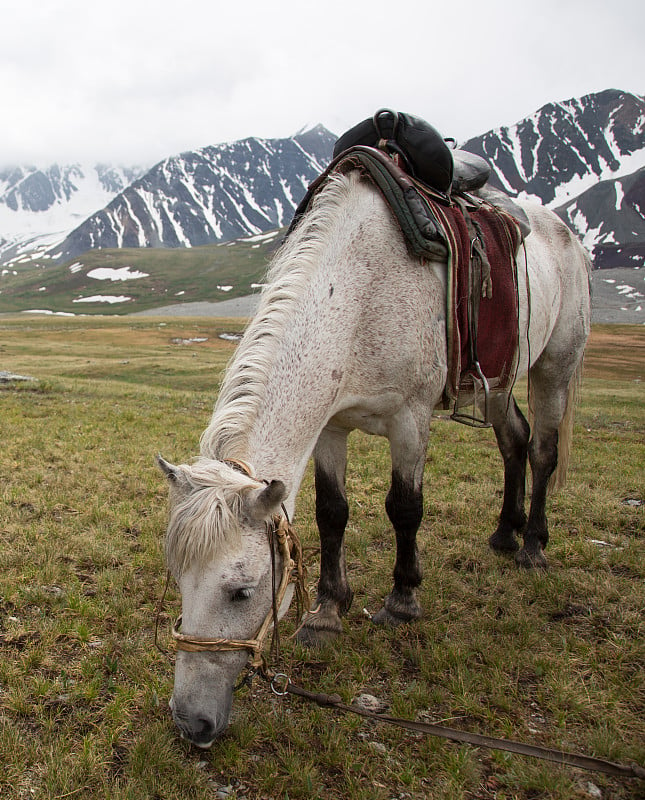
[297,426,352,647]
[489,395,530,554]
[517,354,582,569]
[372,411,427,627]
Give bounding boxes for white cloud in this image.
[1,0,643,165]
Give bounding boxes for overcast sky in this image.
[1,0,642,167]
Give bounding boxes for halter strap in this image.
[170,514,307,669]
[223,458,254,477]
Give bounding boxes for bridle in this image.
[171,512,307,669]
[157,459,309,672]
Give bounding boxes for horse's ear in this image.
[247,480,288,521]
[157,454,186,486]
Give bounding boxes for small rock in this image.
[353,693,388,713]
[586,782,602,799]
[0,371,36,383]
[42,585,64,597]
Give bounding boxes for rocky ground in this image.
[589,267,644,325]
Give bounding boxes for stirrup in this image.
[450,361,492,428]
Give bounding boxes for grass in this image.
[0,233,279,315]
[0,317,643,799]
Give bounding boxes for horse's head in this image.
[157,456,293,748]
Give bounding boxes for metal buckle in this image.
[270,673,290,696]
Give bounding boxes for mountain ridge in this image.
[0,90,643,323]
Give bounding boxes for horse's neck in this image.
[245,262,362,498]
[204,173,374,499]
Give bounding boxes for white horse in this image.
[158,168,591,747]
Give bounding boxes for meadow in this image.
[0,316,643,800]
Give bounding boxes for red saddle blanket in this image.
[430,198,523,405]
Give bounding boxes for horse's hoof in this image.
[295,608,343,647]
[296,624,341,647]
[489,528,520,553]
[515,547,548,570]
[371,606,409,627]
[371,594,422,627]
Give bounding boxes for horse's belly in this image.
[328,391,406,436]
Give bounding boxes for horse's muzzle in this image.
[169,695,227,749]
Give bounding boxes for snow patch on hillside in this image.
[73,295,131,304]
[87,267,149,281]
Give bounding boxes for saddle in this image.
[289,111,528,425]
[330,109,531,237]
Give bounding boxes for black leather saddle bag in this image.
[333,109,454,193]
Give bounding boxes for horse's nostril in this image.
[194,716,217,744]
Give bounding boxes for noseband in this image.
[168,461,308,670]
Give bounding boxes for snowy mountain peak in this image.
[50,126,337,263]
[0,162,147,266]
[462,89,645,207]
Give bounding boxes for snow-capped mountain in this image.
[556,166,645,268]
[49,125,336,264]
[0,163,146,266]
[1,90,643,283]
[461,90,645,205]
[460,89,645,267]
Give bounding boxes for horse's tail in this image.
[530,357,584,492]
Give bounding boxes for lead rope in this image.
[260,674,644,781]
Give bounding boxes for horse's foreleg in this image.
[297,427,351,646]
[372,415,427,627]
[371,471,424,626]
[489,397,530,554]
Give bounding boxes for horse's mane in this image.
[199,170,357,460]
[165,172,359,575]
[164,458,259,577]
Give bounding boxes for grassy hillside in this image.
[2,236,643,324]
[0,318,643,799]
[0,232,281,315]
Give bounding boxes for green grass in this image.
[0,318,643,799]
[0,233,280,314]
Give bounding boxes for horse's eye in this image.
[230,588,254,603]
